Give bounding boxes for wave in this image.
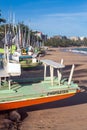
[68,48,87,55]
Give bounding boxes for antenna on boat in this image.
[12,12,15,34]
[4,25,9,63]
[68,64,75,85]
[27,28,30,46]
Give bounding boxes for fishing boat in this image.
[11,25,47,69]
[12,50,41,69]
[11,38,42,69]
[0,50,80,111]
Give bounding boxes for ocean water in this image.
[68,47,87,55]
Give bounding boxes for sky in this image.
[1,0,87,37]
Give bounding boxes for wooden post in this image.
[57,69,62,86]
[44,63,47,80]
[8,77,11,90]
[61,59,63,65]
[68,64,75,85]
[50,66,54,86]
[60,58,64,81]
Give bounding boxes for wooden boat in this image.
[11,47,42,69]
[0,55,80,111]
[19,54,42,69]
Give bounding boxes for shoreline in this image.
[58,46,87,56]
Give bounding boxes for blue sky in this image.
[1,0,87,37]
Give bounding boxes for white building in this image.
[69,36,80,41]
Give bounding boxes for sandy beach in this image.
[0,47,87,130]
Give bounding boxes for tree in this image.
[0,10,6,23]
[44,36,84,47]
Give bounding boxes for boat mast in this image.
[27,28,30,46]
[4,25,9,63]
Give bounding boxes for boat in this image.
[11,25,43,68]
[0,50,80,111]
[12,50,41,69]
[11,40,42,69]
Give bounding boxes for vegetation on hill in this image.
[44,36,87,47]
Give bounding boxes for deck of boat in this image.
[0,77,78,102]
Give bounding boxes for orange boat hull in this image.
[0,92,77,111]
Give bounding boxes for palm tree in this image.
[0,10,6,23]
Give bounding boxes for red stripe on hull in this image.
[0,93,75,111]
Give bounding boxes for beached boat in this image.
[11,46,42,69]
[11,25,44,68]
[0,55,80,111]
[12,51,41,69]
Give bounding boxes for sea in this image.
[67,47,87,55]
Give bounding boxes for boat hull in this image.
[0,92,78,111]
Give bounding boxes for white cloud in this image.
[45,12,87,17]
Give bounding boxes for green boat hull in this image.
[0,77,80,111]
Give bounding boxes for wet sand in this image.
[0,47,87,130]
